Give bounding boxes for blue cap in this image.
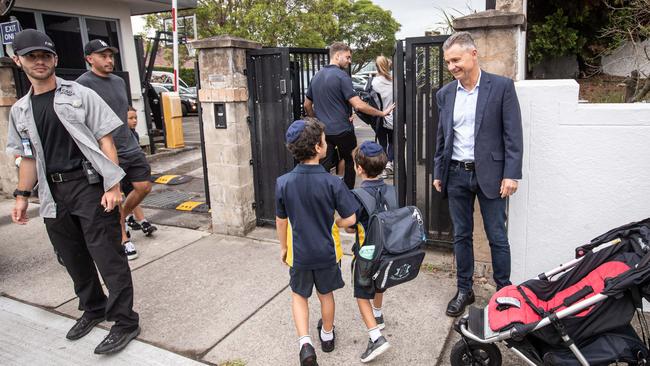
[286,120,307,143]
[359,141,383,157]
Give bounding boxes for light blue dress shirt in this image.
[451,71,481,162]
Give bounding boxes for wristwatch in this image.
[13,189,31,198]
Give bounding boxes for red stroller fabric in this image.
[488,261,631,332]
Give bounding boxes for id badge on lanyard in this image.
[21,138,34,157]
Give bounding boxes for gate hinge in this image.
[252,202,257,209]
[243,69,247,76]
[246,116,251,124]
[249,159,254,166]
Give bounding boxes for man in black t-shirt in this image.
[304,42,394,189]
[77,40,154,260]
[7,29,139,355]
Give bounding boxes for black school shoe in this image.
[316,318,335,352]
[66,314,105,340]
[94,326,141,354]
[299,343,318,366]
[375,314,385,330]
[361,336,391,363]
[141,221,157,236]
[445,290,475,317]
[126,215,141,230]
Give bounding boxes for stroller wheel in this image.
[450,339,502,366]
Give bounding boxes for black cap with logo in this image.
[12,29,57,56]
[84,39,119,56]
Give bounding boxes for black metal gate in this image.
[247,47,329,225]
[394,36,454,248]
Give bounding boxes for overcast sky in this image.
[130,0,486,39]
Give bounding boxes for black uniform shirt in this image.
[32,89,84,174]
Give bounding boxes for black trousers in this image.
[321,129,357,189]
[44,178,139,331]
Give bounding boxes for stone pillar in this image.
[192,36,261,236]
[453,6,526,80]
[0,58,18,196]
[451,4,526,284]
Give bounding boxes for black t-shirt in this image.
[32,89,84,174]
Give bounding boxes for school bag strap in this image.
[351,185,398,216]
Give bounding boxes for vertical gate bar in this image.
[424,44,432,235]
[394,40,407,206]
[246,52,262,223]
[404,39,417,205]
[194,60,211,209]
[299,53,306,113]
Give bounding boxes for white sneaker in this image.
[123,241,138,260]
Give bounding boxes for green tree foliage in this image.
[144,0,400,73]
[527,0,623,71]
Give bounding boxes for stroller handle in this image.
[541,239,621,280]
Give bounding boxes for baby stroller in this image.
[451,218,650,366]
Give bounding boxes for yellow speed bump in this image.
[176,201,204,211]
[155,175,179,184]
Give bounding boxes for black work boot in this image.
[445,290,475,317]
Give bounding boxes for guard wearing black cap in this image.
[6,29,140,354]
[77,39,155,261]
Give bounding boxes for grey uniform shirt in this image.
[5,77,126,218]
[76,71,140,157]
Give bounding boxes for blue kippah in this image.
[286,120,307,143]
[359,141,383,157]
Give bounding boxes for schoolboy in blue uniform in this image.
[351,141,394,362]
[275,118,358,366]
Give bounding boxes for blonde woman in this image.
[371,56,394,177]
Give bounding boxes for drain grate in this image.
[142,190,195,209]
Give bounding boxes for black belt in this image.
[451,160,475,171]
[48,169,85,183]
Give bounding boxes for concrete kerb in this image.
[145,146,198,164]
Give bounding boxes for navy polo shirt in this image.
[306,65,356,136]
[275,164,358,269]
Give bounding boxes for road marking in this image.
[155,175,180,184]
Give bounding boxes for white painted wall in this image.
[508,79,650,283]
[16,0,149,143]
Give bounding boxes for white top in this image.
[451,71,481,162]
[371,75,394,129]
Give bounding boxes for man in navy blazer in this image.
[433,32,523,317]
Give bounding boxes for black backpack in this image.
[355,76,383,132]
[352,185,427,291]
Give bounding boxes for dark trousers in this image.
[375,125,394,162]
[446,163,511,292]
[321,130,357,189]
[44,178,139,331]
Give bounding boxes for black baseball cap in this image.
[12,29,57,56]
[84,39,119,56]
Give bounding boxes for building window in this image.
[85,18,122,70]
[4,9,122,70]
[42,14,85,69]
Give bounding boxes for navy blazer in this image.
[433,70,523,199]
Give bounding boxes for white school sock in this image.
[138,219,148,224]
[298,335,313,350]
[372,305,382,318]
[320,326,334,341]
[368,326,382,342]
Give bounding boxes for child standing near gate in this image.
[275,118,358,366]
[350,141,395,362]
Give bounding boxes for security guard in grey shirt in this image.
[6,29,140,355]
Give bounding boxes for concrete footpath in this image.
[0,198,461,365]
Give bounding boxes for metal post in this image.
[172,0,179,92]
[195,60,210,208]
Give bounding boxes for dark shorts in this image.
[118,151,151,184]
[289,263,345,298]
[352,258,385,299]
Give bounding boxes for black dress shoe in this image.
[446,290,475,317]
[317,318,335,352]
[66,314,105,340]
[299,343,318,366]
[94,326,141,354]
